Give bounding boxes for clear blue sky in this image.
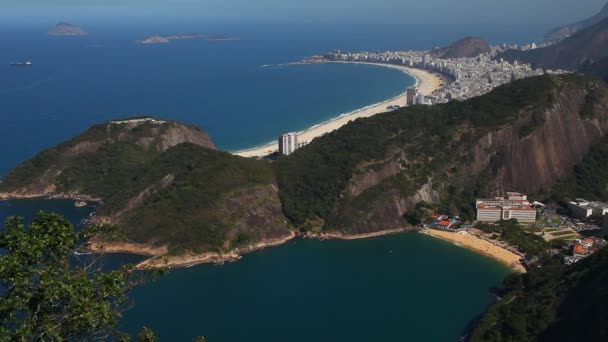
[3,0,606,26]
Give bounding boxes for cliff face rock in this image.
[544,2,608,44]
[221,184,292,246]
[431,37,491,59]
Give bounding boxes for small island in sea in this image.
[48,22,87,36]
[136,33,239,44]
[136,33,207,44]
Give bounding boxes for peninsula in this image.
[48,22,87,36]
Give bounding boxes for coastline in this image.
[421,229,526,273]
[233,62,446,158]
[85,228,414,269]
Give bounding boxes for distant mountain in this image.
[544,2,608,44]
[430,37,491,59]
[48,22,87,36]
[496,17,608,71]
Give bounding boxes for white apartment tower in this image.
[278,132,299,156]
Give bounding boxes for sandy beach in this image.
[423,229,526,273]
[234,62,446,158]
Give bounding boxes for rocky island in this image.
[136,34,239,44]
[136,33,207,44]
[48,22,87,36]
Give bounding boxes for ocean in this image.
[0,16,536,341]
[0,16,548,176]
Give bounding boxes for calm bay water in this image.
[0,200,510,341]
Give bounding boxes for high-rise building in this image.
[406,87,418,105]
[278,132,298,156]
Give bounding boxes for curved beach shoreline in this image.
[233,62,446,158]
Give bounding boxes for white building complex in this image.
[278,132,298,156]
[476,192,537,223]
[567,199,608,219]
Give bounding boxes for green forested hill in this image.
[468,248,608,342]
[276,75,603,231]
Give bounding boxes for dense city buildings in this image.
[567,199,608,219]
[317,43,568,103]
[278,132,298,156]
[476,193,537,223]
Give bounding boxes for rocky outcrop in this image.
[330,77,608,234]
[221,184,292,246]
[468,86,608,194]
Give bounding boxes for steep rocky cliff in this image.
[277,74,608,234]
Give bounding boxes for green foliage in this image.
[551,137,608,203]
[0,212,150,341]
[136,326,158,342]
[116,144,276,253]
[477,220,550,259]
[277,75,569,229]
[469,248,608,342]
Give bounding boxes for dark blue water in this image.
[0,199,510,342]
[121,234,509,341]
[0,21,419,176]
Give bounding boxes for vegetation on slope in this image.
[551,137,608,203]
[0,119,289,253]
[276,75,571,229]
[468,247,608,342]
[112,143,281,253]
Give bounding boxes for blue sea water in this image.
[0,21,421,176]
[0,16,550,176]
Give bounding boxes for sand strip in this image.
[233,63,446,158]
[422,229,526,273]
